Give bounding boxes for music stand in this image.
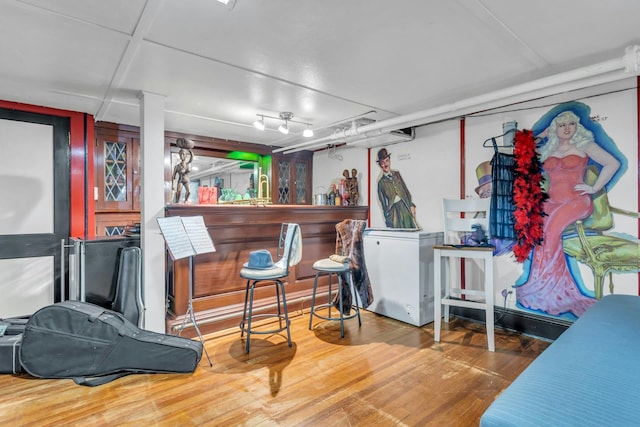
[157,215,214,366]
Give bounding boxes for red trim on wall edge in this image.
[0,100,91,238]
[367,147,371,226]
[460,117,466,291]
[459,117,466,199]
[85,116,95,238]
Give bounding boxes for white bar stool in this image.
[433,198,495,351]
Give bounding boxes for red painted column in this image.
[460,117,467,290]
[459,117,466,199]
[367,147,371,226]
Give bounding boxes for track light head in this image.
[216,0,237,10]
[278,122,289,134]
[251,111,312,136]
[253,115,265,131]
[278,112,293,134]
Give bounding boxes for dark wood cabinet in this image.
[272,152,312,205]
[94,123,141,236]
[95,135,140,211]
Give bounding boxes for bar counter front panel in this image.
[164,204,368,336]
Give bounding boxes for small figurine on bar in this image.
[343,168,359,206]
[172,138,195,203]
[328,184,337,205]
[349,168,359,206]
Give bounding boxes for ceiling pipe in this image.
[279,125,390,155]
[275,45,640,155]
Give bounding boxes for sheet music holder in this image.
[157,216,215,260]
[181,215,216,255]
[157,215,214,366]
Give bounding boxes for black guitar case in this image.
[19,300,203,386]
[0,334,22,374]
[111,246,144,328]
[0,317,27,374]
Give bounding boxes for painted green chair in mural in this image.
[563,166,640,299]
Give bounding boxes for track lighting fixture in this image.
[252,111,313,137]
[253,115,265,131]
[216,0,237,10]
[278,112,292,134]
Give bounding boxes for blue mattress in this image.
[480,294,640,427]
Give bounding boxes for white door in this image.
[0,109,70,318]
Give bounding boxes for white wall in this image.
[463,79,638,306]
[312,145,369,206]
[313,78,639,314]
[367,121,462,233]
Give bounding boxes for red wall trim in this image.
[367,147,371,226]
[0,100,92,238]
[69,114,85,238]
[85,115,95,238]
[460,117,466,290]
[459,117,466,198]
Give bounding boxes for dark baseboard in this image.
[450,306,571,341]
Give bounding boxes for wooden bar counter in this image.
[164,204,368,336]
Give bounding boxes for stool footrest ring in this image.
[310,303,359,322]
[239,313,290,336]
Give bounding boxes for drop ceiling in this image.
[1,0,638,152]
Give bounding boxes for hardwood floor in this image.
[0,308,550,426]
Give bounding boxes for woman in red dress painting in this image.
[516,110,620,318]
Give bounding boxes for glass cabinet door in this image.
[272,152,311,205]
[294,160,308,204]
[95,136,139,211]
[104,140,127,203]
[277,159,291,204]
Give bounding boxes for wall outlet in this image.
[501,289,513,298]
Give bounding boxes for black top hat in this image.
[376,148,391,163]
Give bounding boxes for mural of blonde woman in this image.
[515,102,626,319]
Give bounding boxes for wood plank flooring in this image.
[0,308,550,426]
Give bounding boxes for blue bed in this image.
[480,294,640,427]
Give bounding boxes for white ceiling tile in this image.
[0,0,638,149]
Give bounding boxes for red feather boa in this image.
[512,130,548,262]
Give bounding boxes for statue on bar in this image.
[343,168,359,206]
[172,138,195,203]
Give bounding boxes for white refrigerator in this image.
[361,229,443,326]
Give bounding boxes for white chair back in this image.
[275,223,302,272]
[442,198,491,245]
[434,197,495,351]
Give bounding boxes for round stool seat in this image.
[312,258,349,272]
[240,265,286,280]
[308,257,361,338]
